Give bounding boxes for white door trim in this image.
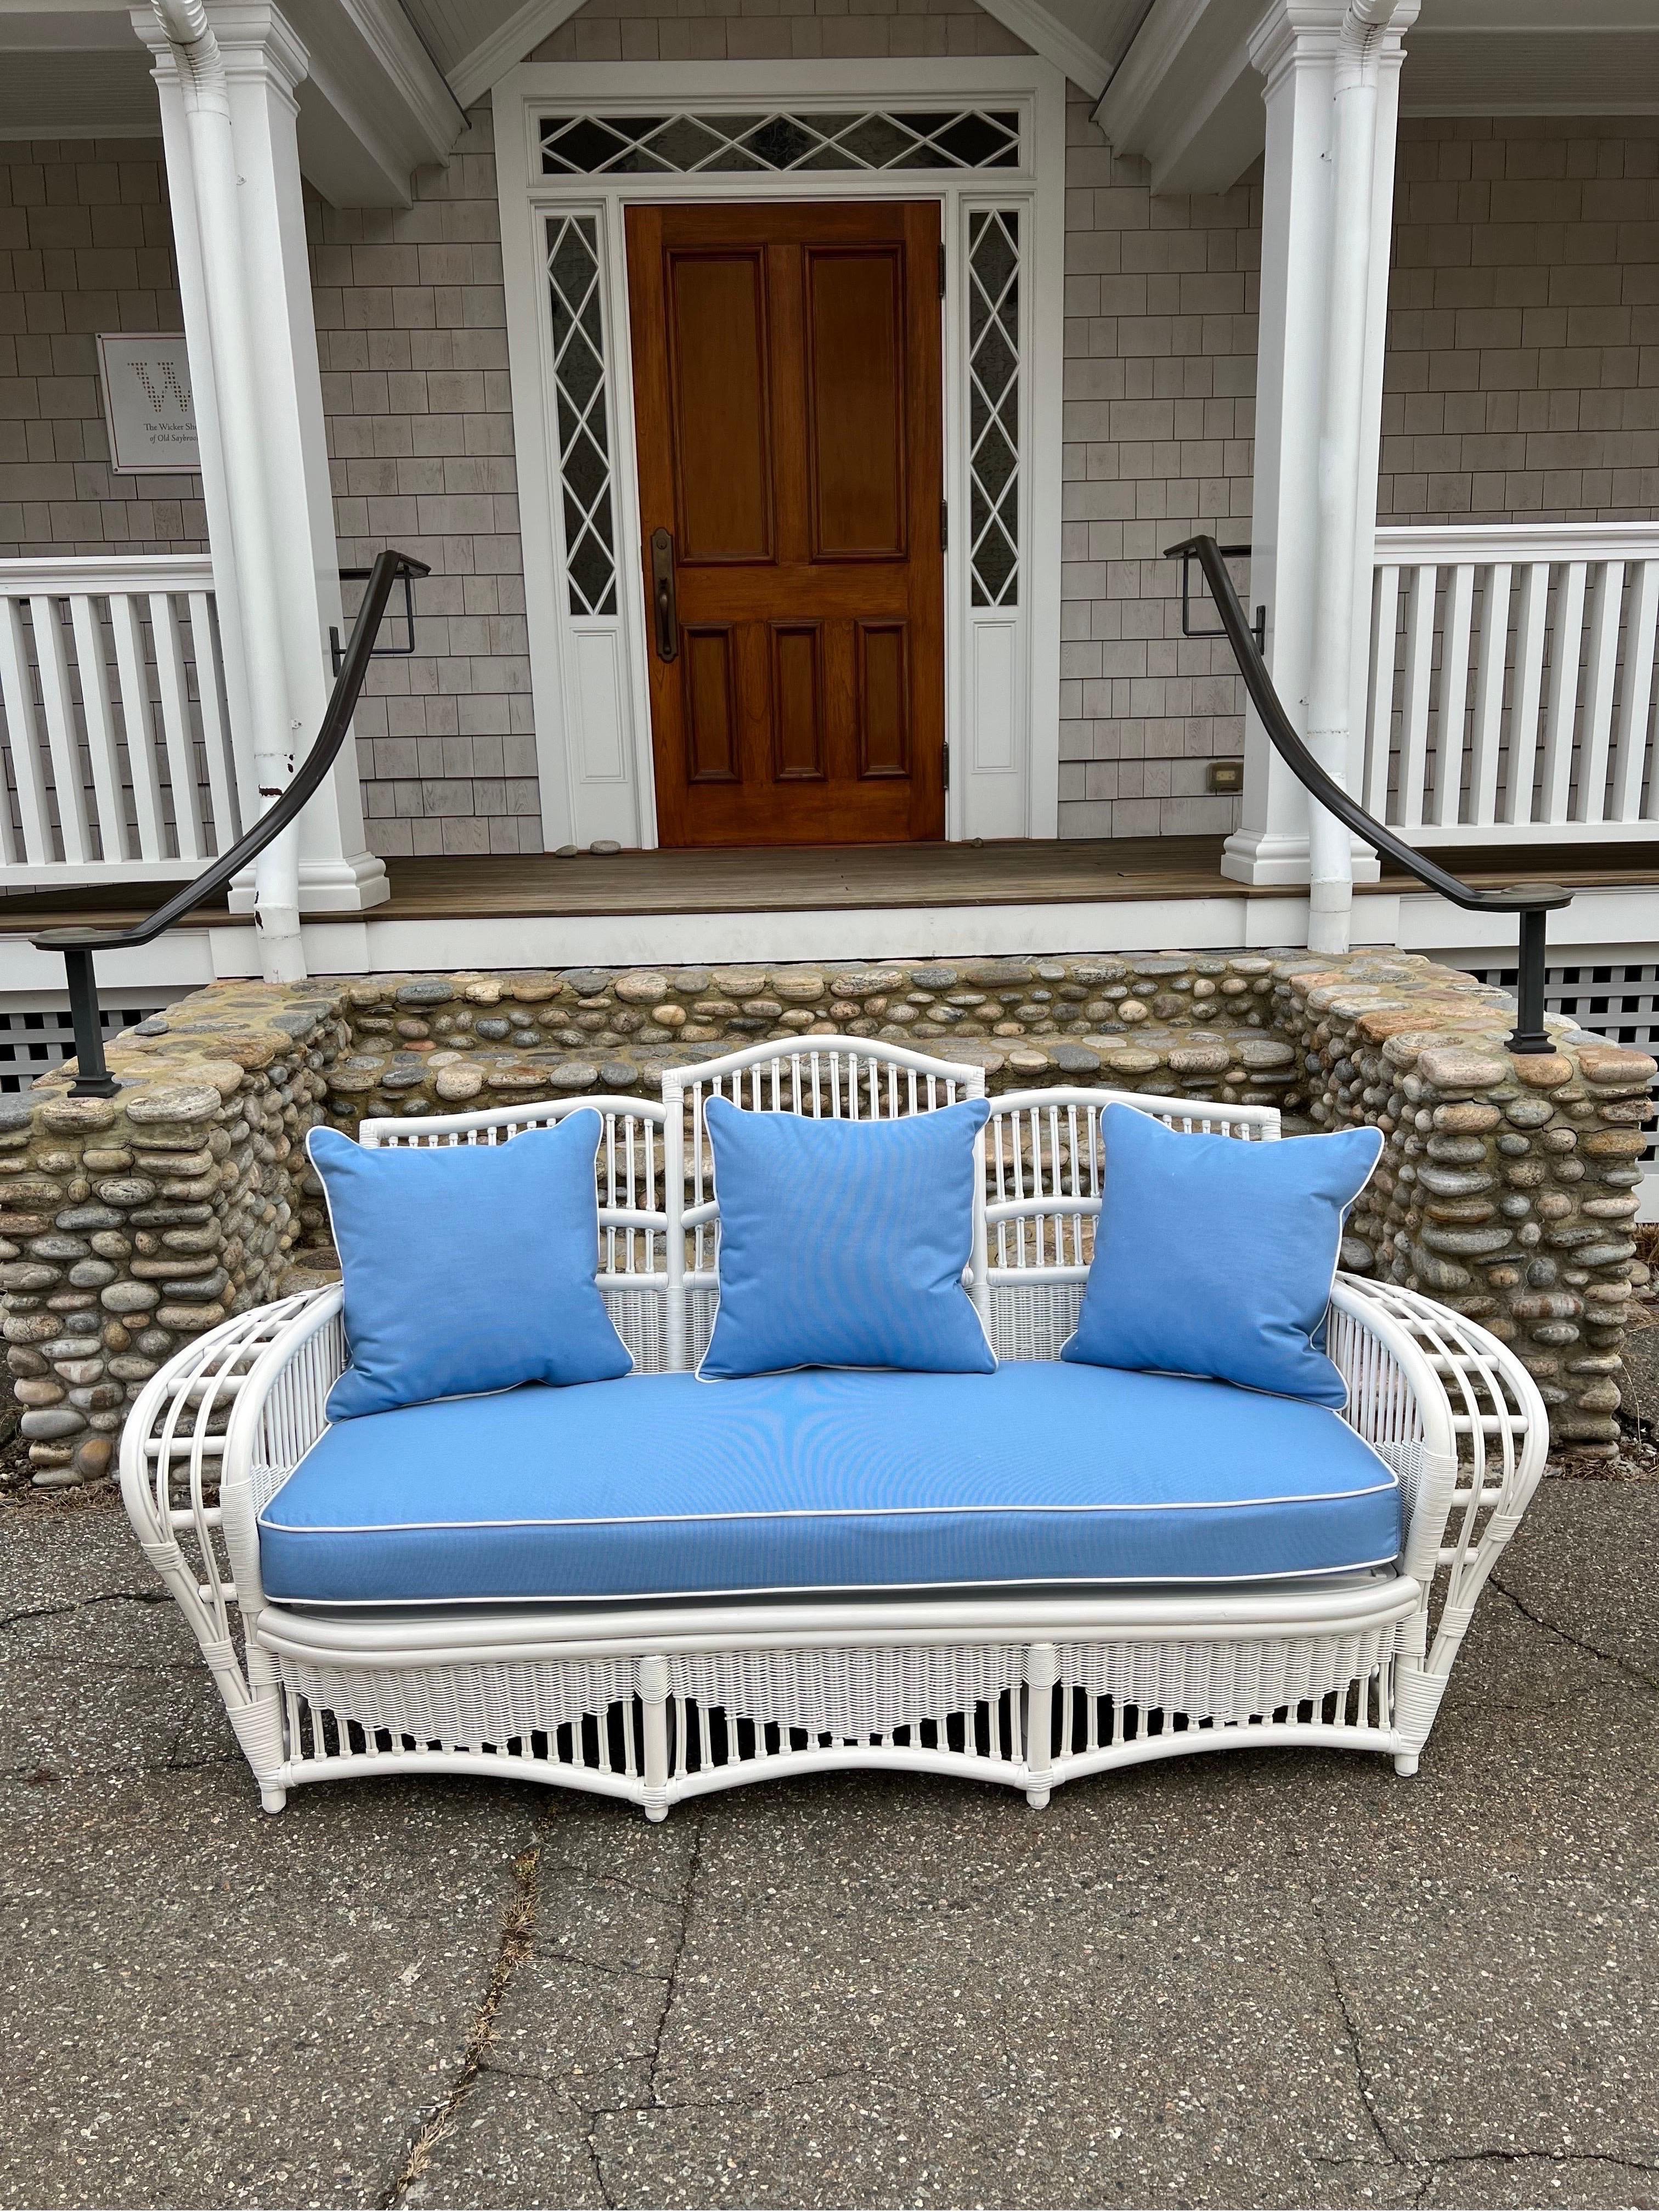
[495,56,1066,852]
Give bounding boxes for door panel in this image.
[666,252,774,563]
[627,200,943,848]
[805,248,906,559]
[857,621,910,778]
[682,629,739,783]
[771,624,825,781]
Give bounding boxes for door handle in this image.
[650,528,678,661]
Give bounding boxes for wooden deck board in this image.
[0,833,1654,936]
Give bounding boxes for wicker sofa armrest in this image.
[119,1288,344,1789]
[1332,1276,1550,1676]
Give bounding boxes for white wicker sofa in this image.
[121,1037,1548,1821]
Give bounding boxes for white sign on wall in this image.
[96,333,200,474]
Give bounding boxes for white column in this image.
[1222,0,1413,892]
[134,2,391,925]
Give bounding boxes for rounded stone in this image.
[1238,1039,1295,1070]
[123,1084,223,1124]
[598,1062,641,1090]
[774,974,827,1004]
[71,1434,114,1480]
[66,1259,117,1289]
[1169,1045,1229,1076]
[394,978,456,1006]
[1415,1047,1508,1092]
[13,1379,65,1407]
[1118,1000,1149,1023]
[95,1179,157,1208]
[550,1062,600,1091]
[1513,1053,1575,1090]
[1051,1044,1102,1075]
[433,1066,485,1103]
[615,971,670,1005]
[37,1097,117,1134]
[20,1407,86,1440]
[100,1281,161,1314]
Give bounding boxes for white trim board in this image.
[494,57,1068,858]
[6,882,1651,992]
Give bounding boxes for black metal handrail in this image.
[32,547,430,1097]
[1165,533,1572,1056]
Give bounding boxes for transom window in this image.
[539,109,1022,177]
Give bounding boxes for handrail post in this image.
[1510,908,1551,1057]
[62,944,117,1100]
[1164,533,1572,1057]
[27,548,428,1103]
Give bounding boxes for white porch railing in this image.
[0,556,242,887]
[1363,522,1659,847]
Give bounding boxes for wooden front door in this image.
[625,200,945,848]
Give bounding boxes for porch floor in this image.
[2,831,1655,936]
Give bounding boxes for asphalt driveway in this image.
[2,1476,1656,2211]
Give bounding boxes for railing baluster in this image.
[1616,557,1659,823]
[107,589,167,862]
[1430,560,1475,828]
[31,595,91,864]
[67,592,129,863]
[189,589,241,847]
[1577,556,1624,824]
[151,589,205,862]
[1504,561,1550,827]
[1363,562,1398,819]
[1467,560,1510,828]
[1397,563,1437,831]
[0,594,51,864]
[1539,556,1588,825]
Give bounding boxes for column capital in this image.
[1249,0,1418,92]
[131,2,309,104]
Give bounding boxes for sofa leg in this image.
[638,1654,672,1822]
[259,1784,289,1814]
[1393,1752,1420,1778]
[1023,1641,1057,1810]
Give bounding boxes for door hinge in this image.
[940,497,948,550]
[943,740,951,791]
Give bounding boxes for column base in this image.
[227,852,391,917]
[1221,828,1381,887]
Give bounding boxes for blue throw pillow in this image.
[308,1112,631,1418]
[699,1094,996,1379]
[1062,1103,1383,1406]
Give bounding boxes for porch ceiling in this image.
[0,0,460,204]
[1097,0,1659,195]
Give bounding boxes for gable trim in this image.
[450,0,1109,110]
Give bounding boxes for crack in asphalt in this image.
[0,1589,168,1634]
[1489,1573,1659,1694]
[1307,1888,1418,2179]
[381,1839,544,2209]
[573,1812,706,2205]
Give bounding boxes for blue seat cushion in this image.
[258,1362,1401,1606]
